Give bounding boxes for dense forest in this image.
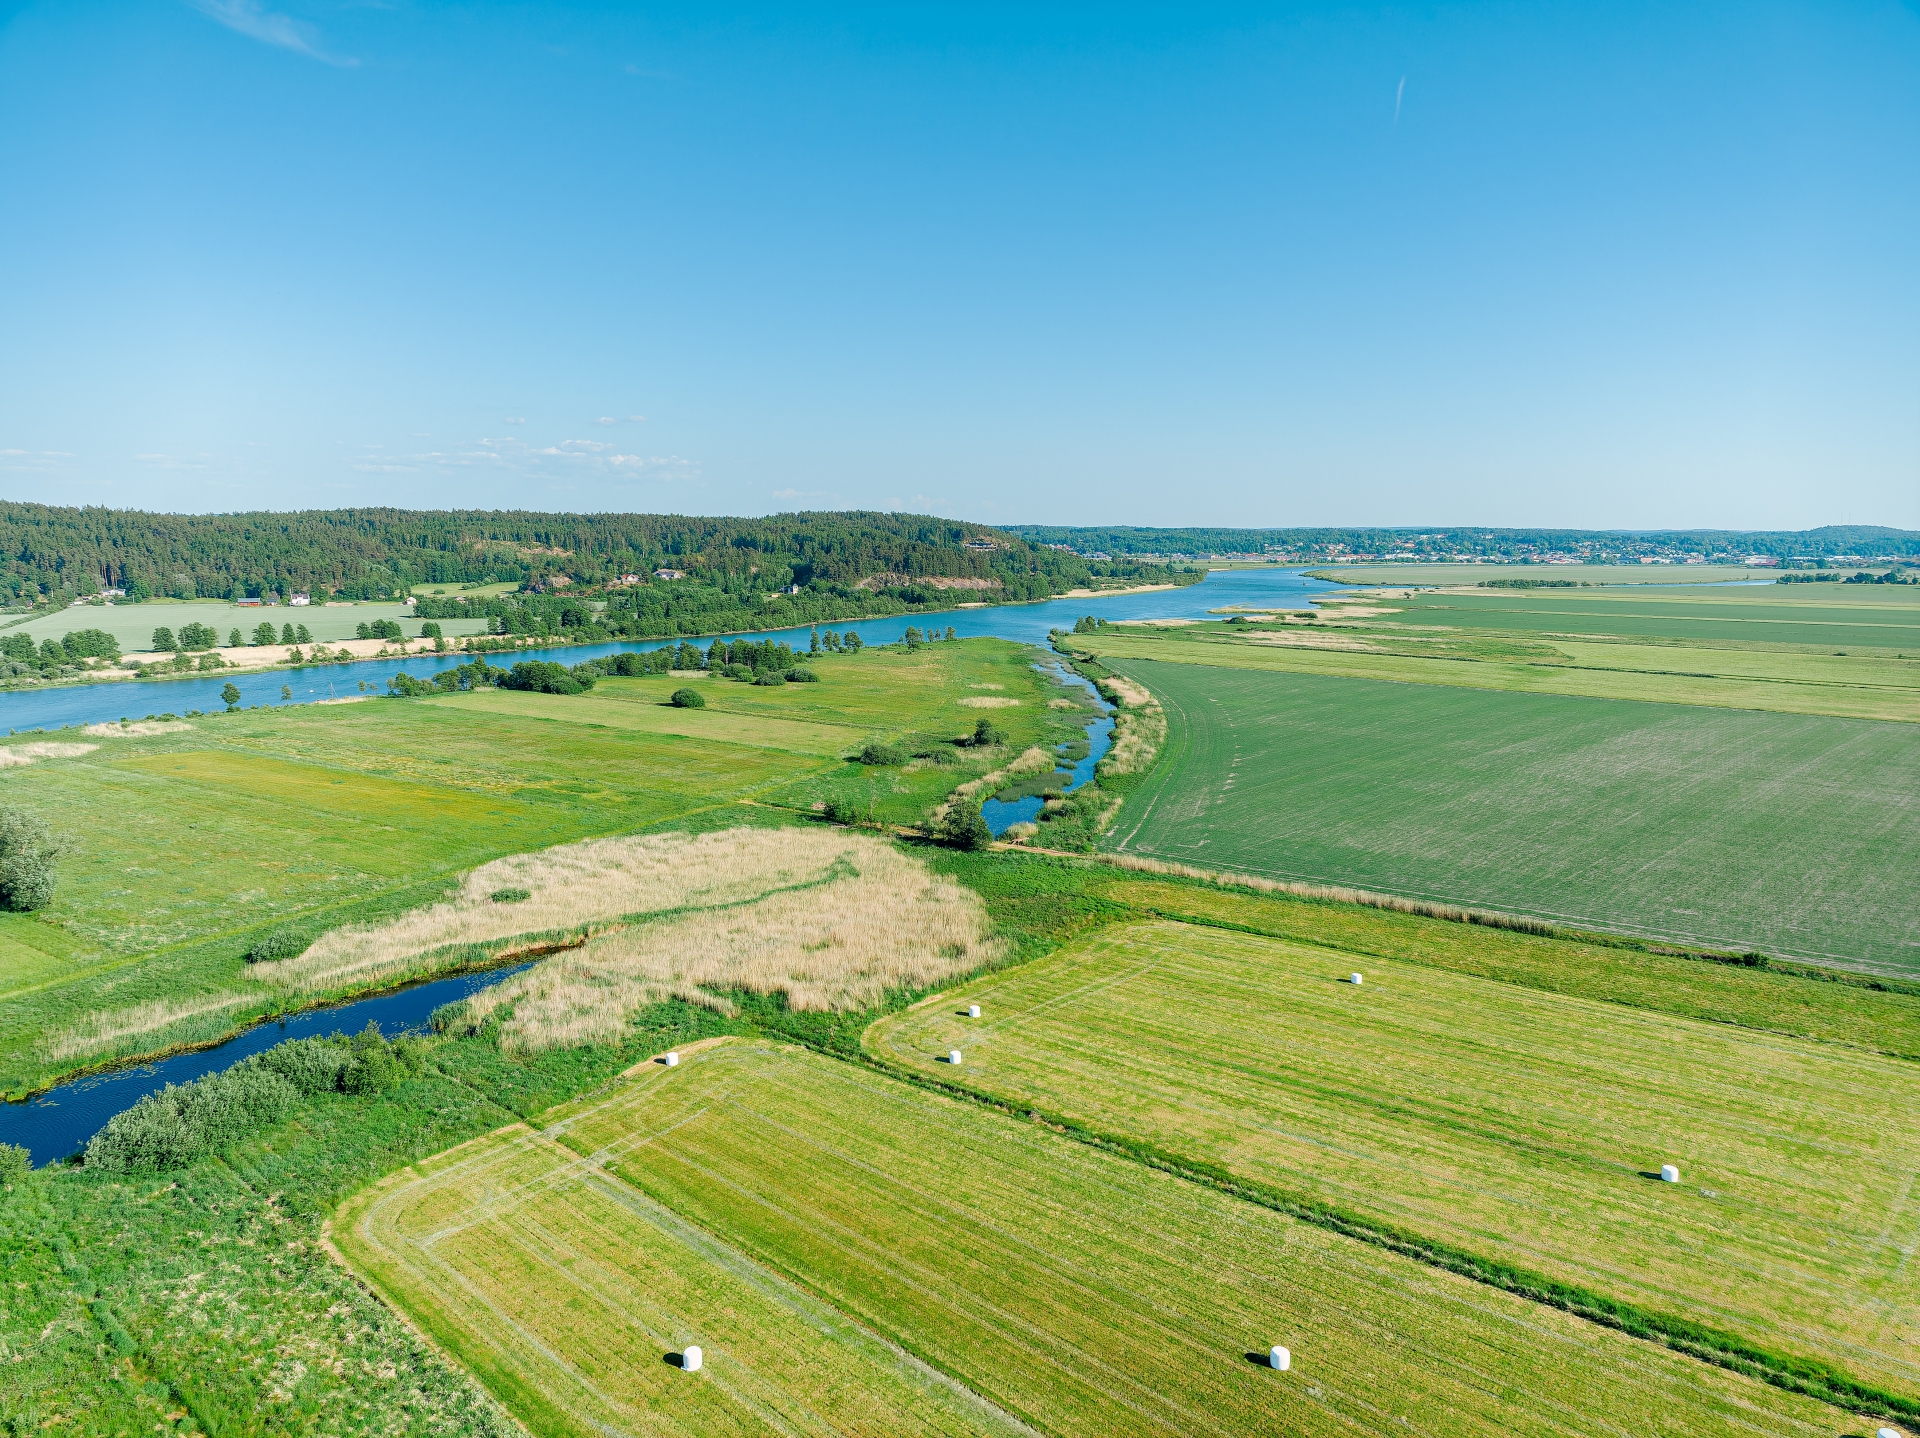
[1009,524,1920,563]
[0,504,1171,607]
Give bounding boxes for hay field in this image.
[1101,660,1920,973]
[340,1040,1861,1438]
[870,920,1920,1398]
[337,1119,1030,1438]
[2,599,487,651]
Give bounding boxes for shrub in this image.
[150,626,177,652]
[723,663,754,680]
[669,687,706,708]
[785,667,819,682]
[969,718,1006,747]
[252,622,278,646]
[0,806,68,912]
[857,740,908,766]
[499,660,590,694]
[419,621,443,639]
[0,1142,29,1184]
[490,887,531,903]
[220,682,241,709]
[753,670,785,686]
[245,924,310,963]
[825,795,863,825]
[939,801,995,851]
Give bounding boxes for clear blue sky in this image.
[1,2,1914,529]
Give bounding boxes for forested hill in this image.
[0,505,1164,605]
[1010,524,1920,564]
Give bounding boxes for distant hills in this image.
[0,504,1163,606]
[1007,524,1920,564]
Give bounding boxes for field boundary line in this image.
[845,1046,1919,1424]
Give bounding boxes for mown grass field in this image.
[871,918,1920,1398]
[1309,564,1793,586]
[1098,659,1920,973]
[341,1038,1862,1438]
[0,639,1078,1094]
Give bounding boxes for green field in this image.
[339,1039,1862,1437]
[1308,564,1796,586]
[0,639,1082,1094]
[1099,659,1920,972]
[871,918,1920,1397]
[0,599,486,651]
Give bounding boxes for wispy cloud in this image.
[1395,76,1406,123]
[349,435,700,484]
[503,416,526,425]
[627,414,647,422]
[185,0,358,67]
[0,449,77,474]
[594,416,619,426]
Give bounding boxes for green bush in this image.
[84,1027,425,1173]
[490,887,531,903]
[669,687,706,708]
[753,670,785,686]
[939,801,995,851]
[722,663,754,680]
[0,1141,29,1183]
[969,718,1006,747]
[499,660,592,694]
[0,806,67,912]
[857,740,908,766]
[825,795,864,825]
[245,924,310,963]
[785,667,819,682]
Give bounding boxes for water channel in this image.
[1,567,1341,1164]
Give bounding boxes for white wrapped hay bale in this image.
[1875,1427,1901,1438]
[1349,973,1363,986]
[682,1345,702,1372]
[949,1049,963,1065]
[1269,1346,1290,1371]
[1660,1164,1679,1183]
[663,1052,680,1068]
[968,1004,981,1018]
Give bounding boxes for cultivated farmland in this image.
[339,1039,1863,1438]
[1099,660,1920,972]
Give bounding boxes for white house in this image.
[290,592,311,606]
[655,569,687,580]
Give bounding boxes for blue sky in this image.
[0,2,1914,528]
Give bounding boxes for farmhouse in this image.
[655,568,687,580]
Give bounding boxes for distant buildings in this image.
[654,569,687,580]
[290,592,311,606]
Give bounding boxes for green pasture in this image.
[0,599,487,652]
[1101,660,1920,972]
[0,639,1064,1094]
[1076,624,1920,720]
[1380,586,1920,651]
[873,919,1920,1398]
[1310,564,1798,586]
[347,1038,1858,1438]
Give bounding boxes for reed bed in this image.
[80,721,194,738]
[251,828,869,997]
[39,991,254,1063]
[1094,675,1164,779]
[0,742,97,768]
[454,835,996,1052]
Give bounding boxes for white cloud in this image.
[627,414,647,422]
[503,416,527,425]
[185,0,358,66]
[358,435,700,485]
[594,416,619,426]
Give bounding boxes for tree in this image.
[809,627,820,654]
[295,623,311,643]
[939,800,994,852]
[970,718,1005,747]
[281,623,296,644]
[903,626,923,650]
[252,622,276,646]
[419,621,442,639]
[0,806,69,911]
[844,631,863,652]
[280,684,292,700]
[221,682,241,710]
[669,687,705,708]
[228,628,242,646]
[945,626,956,641]
[355,622,371,639]
[151,626,177,652]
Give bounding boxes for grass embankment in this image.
[341,1039,1859,1438]
[870,916,1920,1402]
[0,639,1088,1095]
[1093,659,1920,974]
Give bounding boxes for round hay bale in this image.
[1269,1346,1290,1371]
[682,1345,703,1372]
[949,1049,963,1065]
[663,1052,680,1068]
[1660,1164,1679,1183]
[1349,972,1363,986]
[968,1004,981,1018]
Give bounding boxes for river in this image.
[1,567,1340,1164]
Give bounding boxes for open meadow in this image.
[1095,659,1920,972]
[0,638,1082,1095]
[1,599,484,652]
[338,1038,1866,1438]
[871,916,1920,1400]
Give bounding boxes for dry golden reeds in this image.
[451,832,996,1052]
[40,991,253,1063]
[0,742,97,768]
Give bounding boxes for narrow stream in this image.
[979,663,1115,835]
[1,962,531,1166]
